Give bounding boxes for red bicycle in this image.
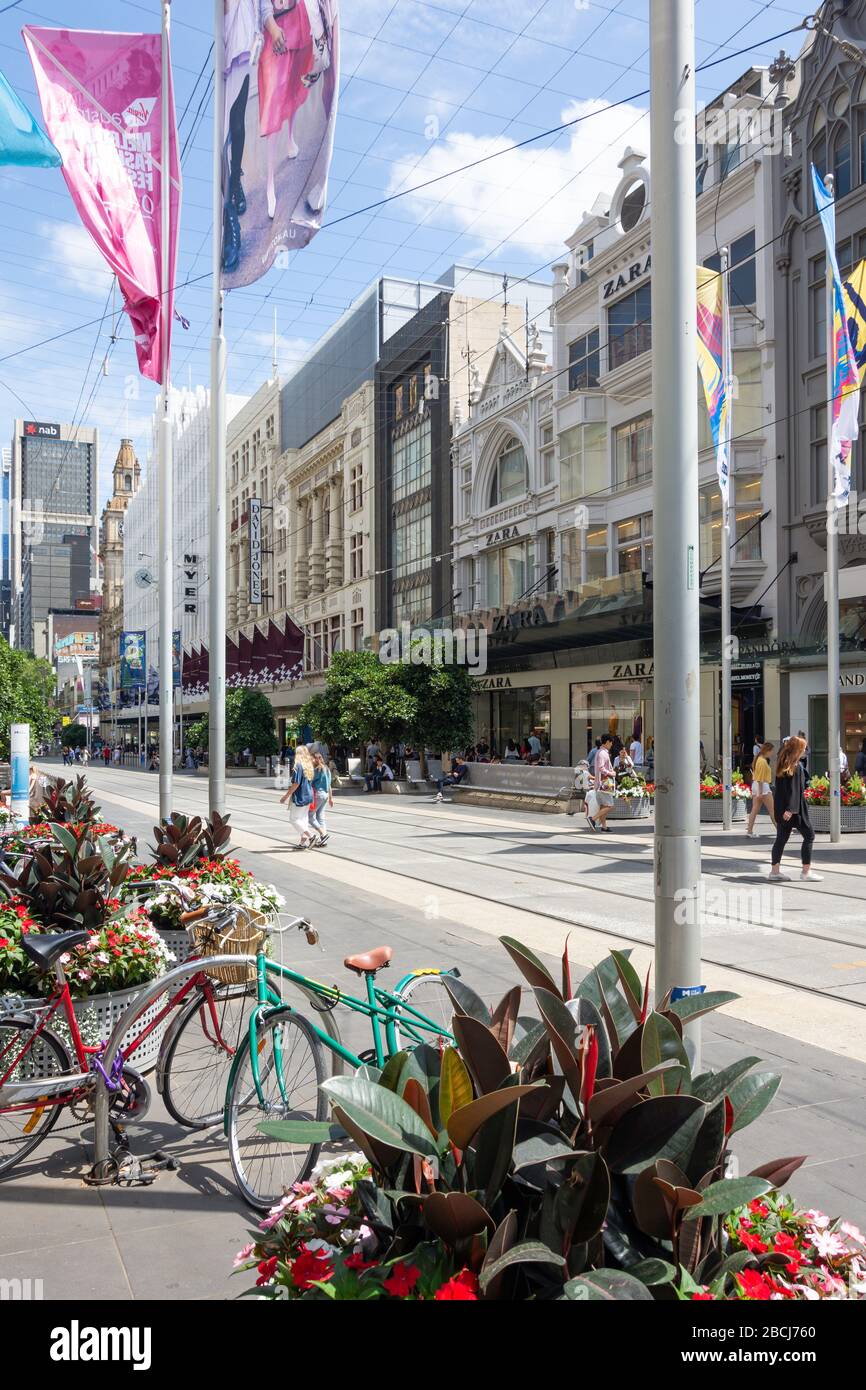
[0,882,270,1179]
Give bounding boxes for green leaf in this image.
[727,1072,781,1135]
[564,996,612,1079]
[508,1020,548,1067]
[257,1119,346,1143]
[478,1241,565,1292]
[439,1046,473,1130]
[683,1177,773,1219]
[512,1128,578,1170]
[587,1061,683,1126]
[441,974,491,1026]
[499,936,561,997]
[51,823,79,858]
[562,1270,652,1301]
[610,949,643,1022]
[691,1057,761,1104]
[628,1258,677,1286]
[446,1084,543,1149]
[378,1050,410,1094]
[322,1076,442,1158]
[473,1082,520,1205]
[641,1011,691,1096]
[668,990,738,1023]
[606,1095,706,1176]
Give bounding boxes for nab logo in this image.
[23,421,60,438]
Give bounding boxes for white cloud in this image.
[386,98,651,259]
[244,330,313,376]
[39,221,114,297]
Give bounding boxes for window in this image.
[231,451,239,485]
[699,478,763,572]
[540,529,556,592]
[260,466,269,503]
[561,530,580,590]
[560,422,606,502]
[614,415,653,489]
[616,514,652,576]
[408,374,418,412]
[485,538,535,608]
[586,525,607,580]
[231,496,239,527]
[394,502,431,579]
[393,583,431,627]
[810,253,827,359]
[832,124,852,199]
[810,106,827,183]
[574,238,594,285]
[619,180,646,232]
[719,139,740,182]
[266,414,275,441]
[241,440,249,476]
[810,404,827,506]
[349,462,363,512]
[394,384,404,421]
[252,428,261,465]
[488,435,528,506]
[704,230,756,309]
[696,139,708,196]
[608,283,651,370]
[568,328,600,391]
[350,532,364,580]
[351,607,364,651]
[277,569,287,608]
[539,423,554,485]
[392,416,431,501]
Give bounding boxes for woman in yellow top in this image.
[746,741,776,837]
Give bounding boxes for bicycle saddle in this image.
[22,929,89,972]
[343,946,393,976]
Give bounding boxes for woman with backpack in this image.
[280,743,316,848]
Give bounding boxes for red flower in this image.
[434,1269,479,1301]
[0,937,9,948]
[691,1291,714,1300]
[748,1200,769,1217]
[382,1261,421,1298]
[256,1256,279,1286]
[735,1269,772,1301]
[290,1245,334,1290]
[344,1253,377,1273]
[737,1228,768,1255]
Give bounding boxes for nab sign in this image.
[23,421,60,439]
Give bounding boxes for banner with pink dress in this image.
[221,0,340,290]
[22,26,181,383]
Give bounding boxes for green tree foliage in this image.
[60,724,87,749]
[0,637,54,757]
[298,648,475,753]
[225,689,278,758]
[185,715,209,749]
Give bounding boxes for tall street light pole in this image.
[157,0,174,820]
[824,173,842,844]
[209,0,228,818]
[651,0,702,1063]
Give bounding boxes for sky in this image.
[0,0,810,507]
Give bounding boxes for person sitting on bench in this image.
[365,756,394,792]
[435,755,468,801]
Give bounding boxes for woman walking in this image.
[309,750,333,847]
[280,742,315,848]
[746,741,776,837]
[769,736,821,882]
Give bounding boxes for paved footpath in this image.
[0,763,864,1300]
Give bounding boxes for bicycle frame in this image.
[224,954,456,1125]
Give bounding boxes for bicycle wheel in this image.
[161,983,261,1130]
[392,972,455,1052]
[226,1007,326,1211]
[0,1018,74,1177]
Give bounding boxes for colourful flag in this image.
[221,0,340,290]
[842,257,866,378]
[696,266,731,502]
[812,165,861,508]
[0,68,60,167]
[23,27,181,383]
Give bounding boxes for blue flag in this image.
[0,68,60,168]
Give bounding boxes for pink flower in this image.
[841,1222,866,1246]
[233,1243,255,1268]
[805,1209,830,1230]
[809,1229,847,1261]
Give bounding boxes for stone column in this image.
[309,488,326,594]
[326,476,344,589]
[294,498,311,600]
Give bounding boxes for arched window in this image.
[488,435,528,506]
[809,105,827,183]
[856,74,866,186]
[831,121,851,199]
[124,472,132,490]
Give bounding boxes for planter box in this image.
[608,796,651,820]
[806,804,866,834]
[0,980,168,1073]
[700,799,747,822]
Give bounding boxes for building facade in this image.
[773,0,866,772]
[97,439,140,733]
[453,72,784,768]
[1,446,10,641]
[10,419,98,653]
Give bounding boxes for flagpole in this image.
[157,0,174,818]
[720,247,733,832]
[825,172,842,844]
[209,0,227,818]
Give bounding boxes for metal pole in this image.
[157,0,174,819]
[720,247,733,832]
[651,0,702,1063]
[825,173,841,843]
[209,0,227,818]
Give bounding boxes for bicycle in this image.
[0,881,276,1180]
[206,908,460,1210]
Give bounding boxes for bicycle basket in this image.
[190,907,268,985]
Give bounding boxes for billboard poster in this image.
[221,0,340,289]
[120,630,146,690]
[173,629,181,688]
[248,497,262,604]
[10,722,29,826]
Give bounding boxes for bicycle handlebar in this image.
[179,906,209,924]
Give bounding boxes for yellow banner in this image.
[843,257,866,379]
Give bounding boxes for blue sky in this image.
[0,0,808,504]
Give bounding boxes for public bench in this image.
[448,763,577,811]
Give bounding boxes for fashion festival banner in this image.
[812,164,861,508]
[696,266,730,504]
[23,26,181,383]
[221,0,340,289]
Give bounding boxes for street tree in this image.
[0,637,54,757]
[225,689,278,759]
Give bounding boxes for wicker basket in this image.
[190,907,268,984]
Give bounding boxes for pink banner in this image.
[23,26,181,383]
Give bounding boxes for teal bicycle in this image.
[181,903,458,1210]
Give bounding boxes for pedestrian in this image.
[102,744,111,767]
[80,746,89,767]
[570,758,592,816]
[527,729,542,758]
[365,737,380,771]
[614,746,634,775]
[309,751,333,846]
[746,741,776,837]
[503,740,521,762]
[840,746,849,776]
[797,731,809,778]
[588,734,616,832]
[587,738,601,773]
[435,754,469,802]
[769,736,821,882]
[280,743,316,847]
[629,733,644,767]
[365,755,394,793]
[856,738,866,776]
